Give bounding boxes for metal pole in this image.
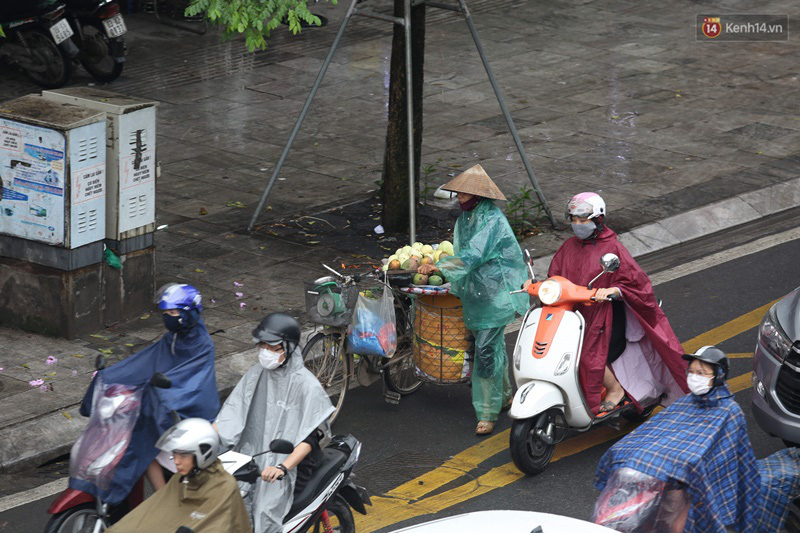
[457,0,558,229]
[247,0,360,232]
[404,0,416,244]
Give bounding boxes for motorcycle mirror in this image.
[150,372,172,389]
[94,354,107,371]
[269,439,295,455]
[524,249,536,280]
[600,253,620,273]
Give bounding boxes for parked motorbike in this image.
[0,0,78,88]
[62,0,126,82]
[507,251,661,475]
[221,435,371,532]
[44,357,173,533]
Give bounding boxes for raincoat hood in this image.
[73,317,219,504]
[106,460,250,533]
[548,226,688,412]
[215,347,334,532]
[595,385,800,531]
[436,199,528,330]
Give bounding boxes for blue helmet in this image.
[155,283,203,312]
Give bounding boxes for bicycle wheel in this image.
[382,346,423,395]
[303,332,351,424]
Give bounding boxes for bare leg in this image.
[146,459,166,491]
[603,366,625,406]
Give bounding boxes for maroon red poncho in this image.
[548,226,689,413]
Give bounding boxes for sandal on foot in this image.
[597,395,631,418]
[476,420,495,435]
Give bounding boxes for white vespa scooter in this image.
[507,251,660,475]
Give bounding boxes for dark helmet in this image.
[252,313,301,356]
[683,346,728,387]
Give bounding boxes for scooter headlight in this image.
[538,280,562,305]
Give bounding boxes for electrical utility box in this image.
[42,88,158,246]
[0,95,107,250]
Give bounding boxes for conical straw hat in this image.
[441,164,506,201]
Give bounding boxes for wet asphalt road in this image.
[2,208,799,532]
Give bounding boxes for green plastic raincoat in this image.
[437,199,528,329]
[436,199,528,421]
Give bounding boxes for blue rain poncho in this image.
[595,385,800,531]
[72,317,219,505]
[436,199,528,330]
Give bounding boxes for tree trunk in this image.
[381,0,425,235]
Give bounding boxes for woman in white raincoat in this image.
[215,313,335,533]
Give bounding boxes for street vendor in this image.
[417,164,528,436]
[527,192,688,416]
[593,347,800,531]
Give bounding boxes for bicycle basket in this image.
[304,277,360,327]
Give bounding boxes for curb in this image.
[2,178,798,474]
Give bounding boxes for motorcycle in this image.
[62,0,126,82]
[592,467,689,532]
[221,435,371,532]
[44,357,173,533]
[507,251,661,475]
[0,0,78,88]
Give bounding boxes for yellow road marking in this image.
[356,302,771,531]
[680,300,776,354]
[727,352,753,359]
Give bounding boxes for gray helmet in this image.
[252,312,301,356]
[683,345,728,387]
[156,418,220,471]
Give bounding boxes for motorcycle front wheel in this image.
[509,412,557,475]
[78,22,123,83]
[44,503,102,533]
[311,495,355,533]
[19,28,72,89]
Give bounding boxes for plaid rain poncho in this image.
[595,385,800,531]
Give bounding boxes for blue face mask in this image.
[571,221,596,240]
[163,314,182,333]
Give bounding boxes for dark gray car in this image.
[752,286,800,445]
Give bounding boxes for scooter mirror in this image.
[269,439,295,455]
[524,249,536,280]
[94,354,107,371]
[150,372,172,389]
[600,253,620,273]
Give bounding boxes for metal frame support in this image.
[455,0,557,228]
[403,0,417,244]
[248,0,361,232]
[248,0,556,234]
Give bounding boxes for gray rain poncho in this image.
[216,348,334,532]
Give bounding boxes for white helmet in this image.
[566,192,606,221]
[156,418,220,470]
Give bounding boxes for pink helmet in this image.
[566,192,606,221]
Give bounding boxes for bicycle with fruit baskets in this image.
[302,264,424,423]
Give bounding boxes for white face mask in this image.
[687,373,713,396]
[258,348,283,370]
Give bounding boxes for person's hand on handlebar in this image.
[522,279,532,290]
[261,465,286,483]
[595,287,621,301]
[418,264,438,276]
